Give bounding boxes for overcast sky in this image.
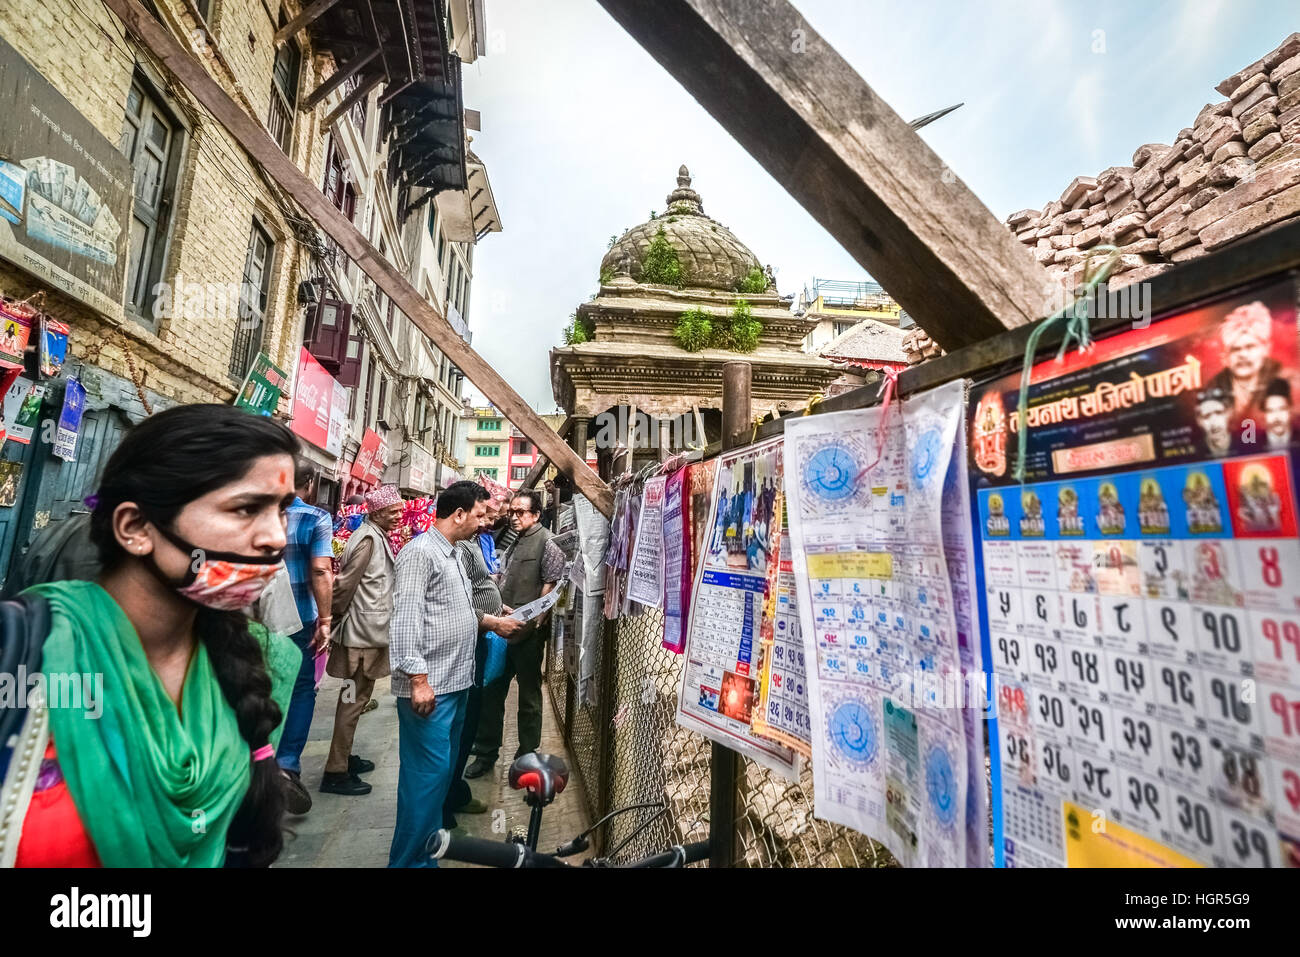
[458,0,1295,410]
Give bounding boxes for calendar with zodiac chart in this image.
[969,277,1300,868]
[785,379,980,867]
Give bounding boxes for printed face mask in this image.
[151,523,284,611]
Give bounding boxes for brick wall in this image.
[0,0,328,407]
[1005,32,1300,295]
[904,33,1300,367]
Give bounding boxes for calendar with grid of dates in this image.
[786,379,980,867]
[970,277,1300,868]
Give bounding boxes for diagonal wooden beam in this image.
[102,0,614,517]
[274,0,342,45]
[300,47,379,112]
[595,0,1053,350]
[320,69,383,128]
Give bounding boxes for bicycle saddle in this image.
[508,752,569,805]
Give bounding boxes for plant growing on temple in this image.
[599,264,615,285]
[735,267,768,294]
[720,299,762,352]
[674,308,714,351]
[563,311,594,345]
[638,226,683,286]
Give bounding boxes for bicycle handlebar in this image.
[426,830,710,868]
[619,841,711,868]
[427,831,571,868]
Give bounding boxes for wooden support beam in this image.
[102,0,615,517]
[300,47,379,112]
[320,70,383,128]
[274,0,342,45]
[594,0,1054,350]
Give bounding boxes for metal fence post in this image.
[710,360,752,868]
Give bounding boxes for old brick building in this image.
[0,0,496,587]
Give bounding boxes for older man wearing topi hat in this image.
[1207,301,1286,422]
[321,483,404,796]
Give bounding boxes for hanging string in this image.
[1011,245,1122,482]
[855,367,901,480]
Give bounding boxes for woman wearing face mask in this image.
[2,404,301,867]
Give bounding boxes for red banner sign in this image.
[351,427,388,485]
[292,348,346,455]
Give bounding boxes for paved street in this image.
[276,674,590,868]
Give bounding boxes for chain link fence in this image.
[545,600,897,867]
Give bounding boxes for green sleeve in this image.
[250,622,302,749]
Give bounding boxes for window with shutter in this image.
[304,297,352,371]
[336,322,363,387]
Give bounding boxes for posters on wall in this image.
[662,466,691,653]
[0,301,33,368]
[0,459,20,507]
[970,278,1300,868]
[784,379,978,867]
[51,376,85,461]
[628,475,666,608]
[2,374,44,446]
[39,315,68,378]
[0,37,132,317]
[675,436,798,779]
[752,495,813,756]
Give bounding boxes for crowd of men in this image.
[285,476,562,867]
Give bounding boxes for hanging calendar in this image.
[970,277,1300,868]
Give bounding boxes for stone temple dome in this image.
[600,165,768,292]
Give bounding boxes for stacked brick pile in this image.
[904,33,1300,367]
[1002,32,1300,300]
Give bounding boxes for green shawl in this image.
[25,581,299,867]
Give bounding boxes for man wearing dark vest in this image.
[466,489,564,778]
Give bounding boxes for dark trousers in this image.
[442,682,482,828]
[473,630,544,764]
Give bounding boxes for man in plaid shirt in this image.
[275,461,335,814]
[387,481,521,867]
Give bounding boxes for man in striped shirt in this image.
[387,481,519,867]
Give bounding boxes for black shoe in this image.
[281,769,312,815]
[464,757,495,779]
[349,754,375,775]
[320,771,373,796]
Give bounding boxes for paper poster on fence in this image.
[629,475,667,608]
[940,382,990,867]
[752,495,813,756]
[675,436,797,779]
[970,278,1300,869]
[573,493,610,706]
[662,466,690,652]
[784,379,973,867]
